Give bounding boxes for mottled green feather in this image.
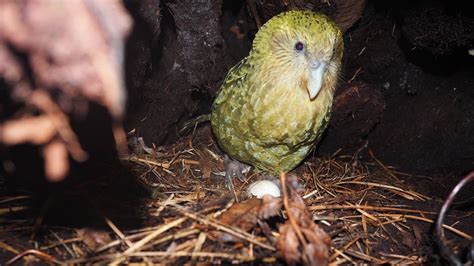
[211,10,343,174]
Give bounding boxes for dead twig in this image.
[110,217,188,264]
[129,251,254,261]
[280,172,309,257]
[171,204,275,251]
[6,249,62,265]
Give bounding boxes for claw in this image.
[224,154,249,189]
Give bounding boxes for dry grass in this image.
[0,127,471,265]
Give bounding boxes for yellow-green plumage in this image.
[211,10,343,174]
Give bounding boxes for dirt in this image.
[336,2,474,179]
[331,1,474,197]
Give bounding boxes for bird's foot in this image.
[224,154,250,190]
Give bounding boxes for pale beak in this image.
[307,61,326,100]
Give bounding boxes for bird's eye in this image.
[294,41,304,52]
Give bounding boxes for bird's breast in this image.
[248,78,332,147]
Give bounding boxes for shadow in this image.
[1,102,148,231]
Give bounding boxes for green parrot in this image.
[211,10,344,183]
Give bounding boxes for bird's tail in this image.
[178,114,211,136]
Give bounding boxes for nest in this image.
[0,126,471,265]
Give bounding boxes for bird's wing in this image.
[212,57,251,109]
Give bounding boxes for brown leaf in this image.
[258,195,282,219]
[277,223,301,265]
[286,173,306,194]
[287,189,314,228]
[76,228,112,251]
[277,175,331,266]
[304,243,328,266]
[213,198,261,242]
[301,227,331,266]
[199,150,212,179]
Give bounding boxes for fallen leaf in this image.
[76,228,112,251]
[199,150,212,179]
[212,198,261,242]
[277,224,301,264]
[277,174,331,266]
[301,227,331,266]
[258,195,282,219]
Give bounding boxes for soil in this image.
[317,0,474,196]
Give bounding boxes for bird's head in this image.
[250,10,343,100]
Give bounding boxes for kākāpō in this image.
[211,10,344,185]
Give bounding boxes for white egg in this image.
[247,180,281,198]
